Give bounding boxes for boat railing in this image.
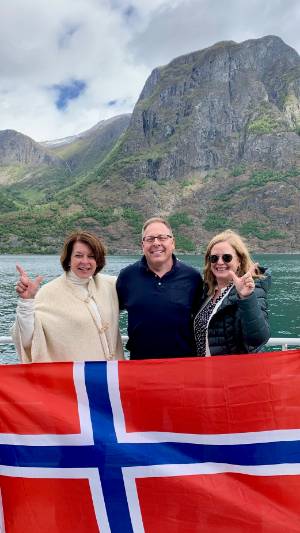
[0,336,300,351]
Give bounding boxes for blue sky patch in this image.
[107,99,118,106]
[53,80,86,110]
[58,24,80,48]
[123,5,136,20]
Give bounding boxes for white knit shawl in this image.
[13,272,124,362]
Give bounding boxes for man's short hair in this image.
[142,217,173,238]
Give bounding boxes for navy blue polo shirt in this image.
[116,255,203,359]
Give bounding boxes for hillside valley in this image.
[0,35,299,254]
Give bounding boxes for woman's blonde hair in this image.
[204,229,258,294]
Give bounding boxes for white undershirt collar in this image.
[67,269,91,287]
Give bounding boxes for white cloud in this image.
[0,0,299,141]
[129,0,300,68]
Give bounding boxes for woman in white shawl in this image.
[12,230,124,362]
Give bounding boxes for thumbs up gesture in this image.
[15,264,43,299]
[228,263,258,299]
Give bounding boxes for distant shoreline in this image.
[1,251,300,256]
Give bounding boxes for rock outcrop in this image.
[110,35,300,182]
[0,130,65,168]
[0,36,299,253]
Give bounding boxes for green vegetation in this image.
[122,207,143,234]
[134,178,147,190]
[82,207,119,226]
[180,177,196,188]
[248,114,280,134]
[247,101,289,135]
[239,220,286,240]
[13,187,46,205]
[231,165,246,177]
[248,169,278,186]
[214,168,299,201]
[52,138,85,159]
[94,135,126,179]
[168,212,193,230]
[204,168,234,182]
[0,191,19,212]
[174,234,196,252]
[0,202,122,253]
[167,213,195,251]
[248,168,299,187]
[203,213,231,231]
[97,145,164,182]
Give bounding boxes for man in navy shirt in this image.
[116,217,203,359]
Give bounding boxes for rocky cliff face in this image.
[0,36,299,253]
[0,129,68,187]
[0,114,131,187]
[111,35,299,181]
[0,130,65,168]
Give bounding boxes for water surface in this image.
[1,254,299,363]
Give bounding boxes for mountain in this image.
[0,35,299,254]
[0,114,131,207]
[0,129,67,185]
[112,35,300,180]
[46,114,131,175]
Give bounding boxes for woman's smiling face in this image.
[70,241,97,278]
[209,241,240,286]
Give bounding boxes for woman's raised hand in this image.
[229,263,258,298]
[15,264,43,299]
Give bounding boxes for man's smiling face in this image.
[142,222,175,272]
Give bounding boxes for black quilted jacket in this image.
[195,269,271,355]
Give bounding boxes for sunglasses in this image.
[209,254,233,264]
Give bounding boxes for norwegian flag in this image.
[1,350,300,532]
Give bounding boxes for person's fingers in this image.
[241,269,254,282]
[249,262,259,276]
[228,269,239,282]
[244,276,255,290]
[33,275,43,288]
[16,264,27,277]
[17,283,28,292]
[16,279,27,288]
[16,264,30,287]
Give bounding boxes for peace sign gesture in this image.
[228,263,258,299]
[15,264,43,299]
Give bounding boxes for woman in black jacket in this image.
[194,230,271,356]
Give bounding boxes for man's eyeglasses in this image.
[209,254,233,264]
[142,234,173,243]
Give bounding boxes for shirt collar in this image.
[67,270,91,286]
[213,281,233,296]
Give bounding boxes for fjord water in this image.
[1,254,299,364]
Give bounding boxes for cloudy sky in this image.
[1,0,299,141]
